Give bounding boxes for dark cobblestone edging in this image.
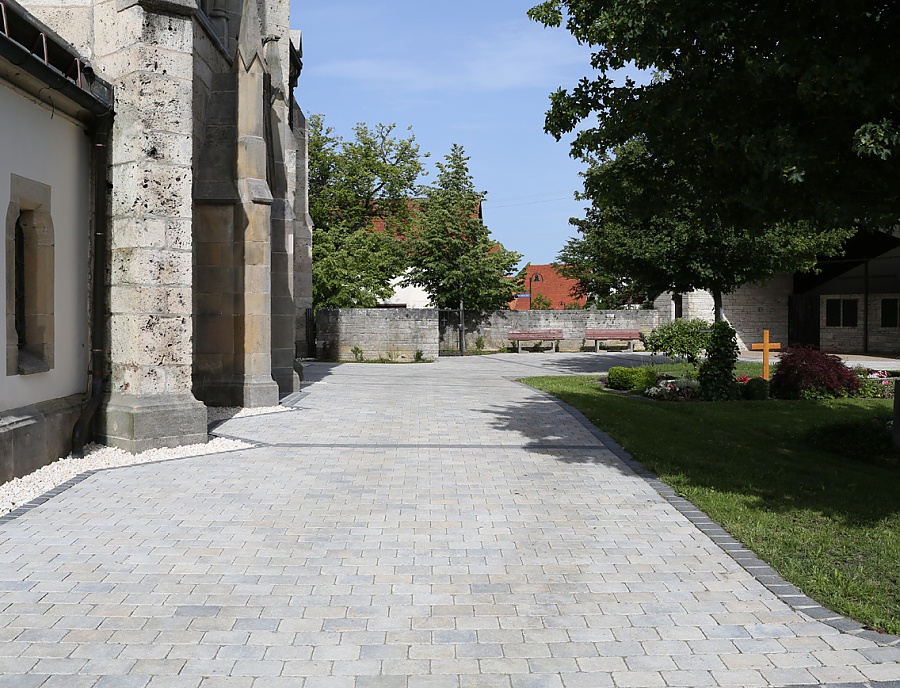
[520,381,900,649]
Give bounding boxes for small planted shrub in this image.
[607,367,635,390]
[698,321,740,401]
[741,376,770,401]
[770,345,860,399]
[641,318,711,367]
[475,336,485,352]
[607,366,657,391]
[414,349,425,362]
[351,345,364,362]
[633,366,658,390]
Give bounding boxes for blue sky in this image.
[289,0,599,267]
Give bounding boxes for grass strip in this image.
[523,374,900,635]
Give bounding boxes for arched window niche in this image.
[6,175,54,376]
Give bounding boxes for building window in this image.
[882,299,899,328]
[825,298,858,328]
[6,175,54,376]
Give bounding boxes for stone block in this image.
[195,205,234,244]
[25,7,93,55]
[93,5,145,61]
[236,136,269,181]
[139,10,194,52]
[114,73,193,134]
[242,265,271,295]
[195,265,234,295]
[111,247,192,288]
[110,216,167,250]
[166,287,192,315]
[195,312,234,355]
[109,284,168,314]
[110,312,193,366]
[98,392,207,453]
[110,161,193,219]
[113,125,192,167]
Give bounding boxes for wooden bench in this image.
[508,329,564,353]
[585,328,642,352]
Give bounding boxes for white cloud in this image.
[308,21,592,93]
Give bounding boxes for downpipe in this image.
[71,113,112,458]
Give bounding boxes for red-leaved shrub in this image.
[770,345,860,399]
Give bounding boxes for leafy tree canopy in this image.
[560,140,854,319]
[309,114,425,308]
[403,145,524,310]
[528,1,900,232]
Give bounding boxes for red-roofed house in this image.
[509,264,586,310]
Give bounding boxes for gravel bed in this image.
[0,436,252,517]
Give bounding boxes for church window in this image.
[882,299,899,328]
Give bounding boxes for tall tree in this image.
[560,141,854,319]
[309,115,425,308]
[528,1,900,234]
[403,145,523,310]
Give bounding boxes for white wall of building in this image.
[0,81,91,412]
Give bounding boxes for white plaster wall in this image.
[0,81,90,412]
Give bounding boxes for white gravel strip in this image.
[206,405,285,423]
[0,436,252,517]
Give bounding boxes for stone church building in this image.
[1,0,313,479]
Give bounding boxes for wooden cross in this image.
[750,329,781,380]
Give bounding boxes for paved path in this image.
[1,353,899,688]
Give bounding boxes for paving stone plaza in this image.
[1,353,900,687]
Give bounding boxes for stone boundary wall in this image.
[440,309,664,352]
[316,309,439,361]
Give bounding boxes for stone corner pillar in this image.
[265,38,300,396]
[93,0,207,451]
[230,0,278,406]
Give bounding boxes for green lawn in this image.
[522,375,900,635]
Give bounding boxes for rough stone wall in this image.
[317,309,439,361]
[440,310,663,352]
[819,293,900,354]
[723,276,792,350]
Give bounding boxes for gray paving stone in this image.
[0,354,898,687]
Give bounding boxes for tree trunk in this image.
[712,290,724,322]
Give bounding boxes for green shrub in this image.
[351,346,364,362]
[607,366,657,391]
[414,349,425,362]
[607,367,635,390]
[741,376,770,400]
[699,321,740,401]
[475,336,485,352]
[641,318,711,367]
[633,366,658,390]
